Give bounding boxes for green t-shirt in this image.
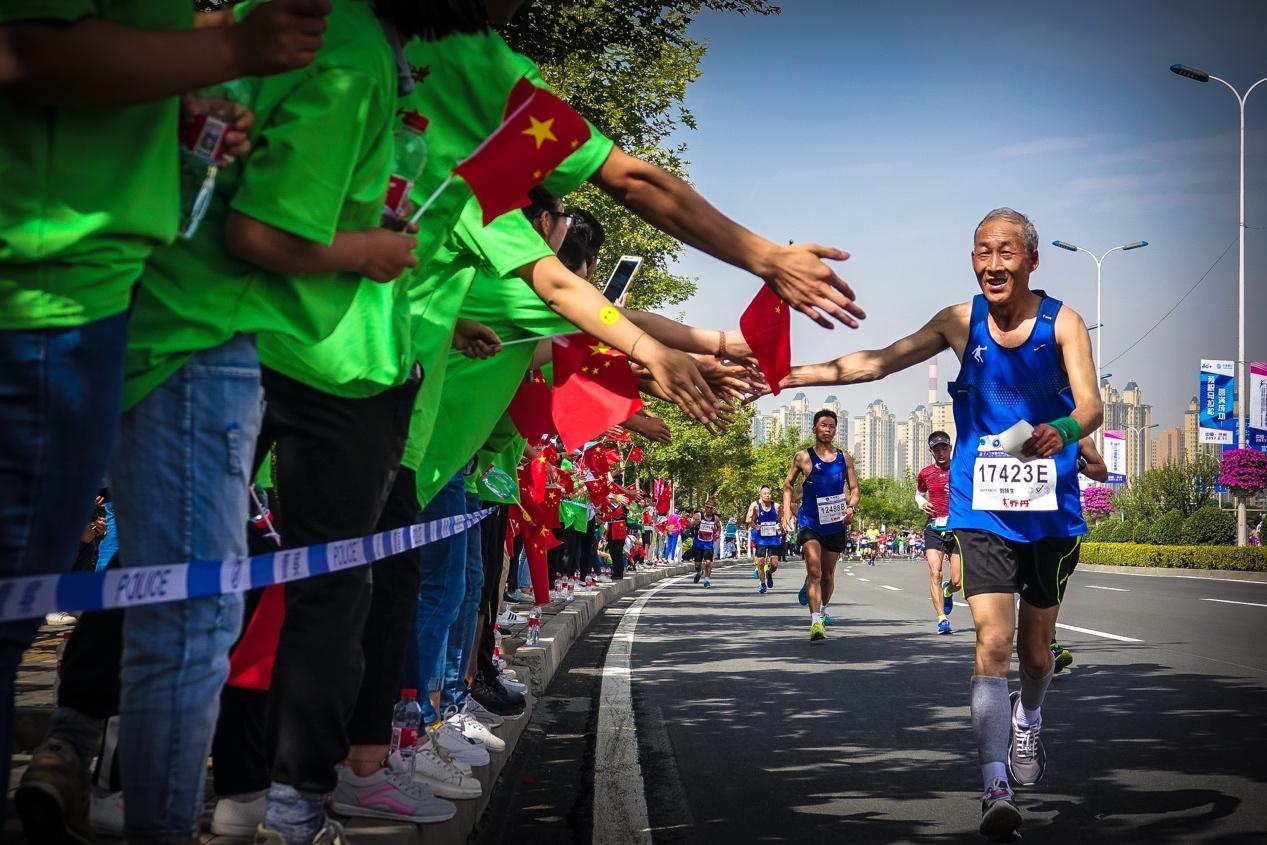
[124,0,396,408]
[0,1,188,329]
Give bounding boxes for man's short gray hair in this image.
[975,207,1038,254]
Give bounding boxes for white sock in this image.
[981,762,1008,791]
[821,603,829,615]
[811,612,822,624]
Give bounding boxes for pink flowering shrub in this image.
[1219,448,1267,496]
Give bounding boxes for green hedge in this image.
[1080,542,1267,571]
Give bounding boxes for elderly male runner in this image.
[745,485,781,594]
[783,208,1101,839]
[782,409,859,642]
[917,430,961,635]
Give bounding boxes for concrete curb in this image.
[302,561,696,845]
[1078,562,1267,581]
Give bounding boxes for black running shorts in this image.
[923,526,959,556]
[955,529,1082,608]
[797,527,848,555]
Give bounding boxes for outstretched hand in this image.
[760,242,866,329]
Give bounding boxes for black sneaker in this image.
[471,678,525,718]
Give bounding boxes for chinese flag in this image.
[628,446,644,463]
[606,427,632,443]
[523,526,554,607]
[584,445,610,476]
[226,585,285,691]
[739,284,792,396]
[509,369,557,443]
[655,479,672,515]
[455,78,592,225]
[551,334,643,453]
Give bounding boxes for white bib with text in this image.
[816,493,846,525]
[971,446,1057,512]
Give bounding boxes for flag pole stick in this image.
[408,174,454,225]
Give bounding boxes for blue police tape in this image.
[0,507,496,624]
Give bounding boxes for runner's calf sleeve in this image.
[1018,664,1053,723]
[970,675,1011,767]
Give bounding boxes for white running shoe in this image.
[88,787,124,837]
[211,791,267,837]
[445,708,507,752]
[412,736,482,800]
[463,695,503,729]
[44,612,78,627]
[331,753,456,823]
[497,609,528,627]
[430,721,490,767]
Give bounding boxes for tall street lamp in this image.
[1125,423,1159,480]
[1171,62,1267,546]
[1050,239,1149,451]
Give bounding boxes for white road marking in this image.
[1055,622,1142,643]
[954,601,970,608]
[1085,585,1130,592]
[1201,598,1267,609]
[880,585,902,591]
[856,578,870,582]
[593,574,688,845]
[1162,574,1267,585]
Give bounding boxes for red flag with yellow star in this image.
[551,333,643,452]
[454,77,592,225]
[739,284,792,396]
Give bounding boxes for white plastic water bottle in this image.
[566,578,575,603]
[382,111,430,229]
[526,607,541,646]
[552,577,562,602]
[389,688,423,771]
[585,573,595,589]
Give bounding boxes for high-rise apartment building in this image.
[1183,396,1224,465]
[1101,379,1153,480]
[1152,425,1184,467]
[854,399,896,479]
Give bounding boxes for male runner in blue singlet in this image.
[782,410,859,642]
[745,485,781,594]
[690,501,719,587]
[782,208,1102,840]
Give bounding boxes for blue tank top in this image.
[797,449,847,536]
[755,501,779,542]
[947,292,1086,541]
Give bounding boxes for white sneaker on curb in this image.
[462,695,503,729]
[331,753,456,823]
[88,787,124,837]
[430,721,490,767]
[412,736,482,800]
[44,612,78,627]
[497,609,528,627]
[212,791,268,837]
[445,708,506,752]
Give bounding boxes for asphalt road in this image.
[482,557,1267,845]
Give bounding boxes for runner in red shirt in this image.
[916,431,961,634]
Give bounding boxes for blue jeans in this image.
[110,334,261,842]
[0,311,129,815]
[415,473,467,723]
[441,493,485,712]
[666,532,680,561]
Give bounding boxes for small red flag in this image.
[509,369,557,443]
[454,78,592,225]
[551,334,643,453]
[655,479,673,515]
[628,446,644,463]
[739,285,792,396]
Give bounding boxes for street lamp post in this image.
[1171,62,1267,546]
[1125,423,1159,481]
[1050,239,1149,452]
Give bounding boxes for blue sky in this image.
[661,0,1267,431]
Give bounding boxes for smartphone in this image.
[601,255,643,305]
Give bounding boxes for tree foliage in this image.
[1114,455,1221,522]
[503,1,778,310]
[855,476,924,532]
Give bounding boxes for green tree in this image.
[503,1,778,310]
[635,400,755,511]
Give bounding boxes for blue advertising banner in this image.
[1199,359,1236,445]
